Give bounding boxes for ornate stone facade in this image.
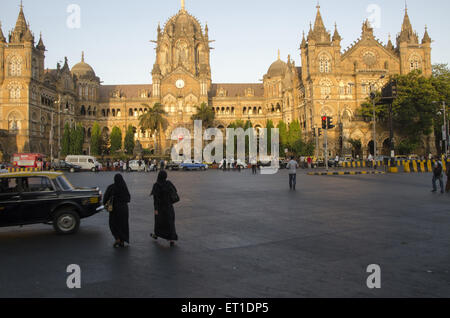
[0,4,433,159]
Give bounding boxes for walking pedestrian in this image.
[432,159,444,193]
[446,164,450,193]
[160,159,165,171]
[223,159,227,172]
[286,156,299,190]
[103,174,131,248]
[251,157,257,174]
[150,171,179,247]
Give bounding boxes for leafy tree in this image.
[348,138,362,158]
[90,122,102,156]
[61,123,71,157]
[101,129,110,155]
[191,102,215,128]
[431,64,450,154]
[110,126,122,154]
[124,125,136,155]
[360,70,440,152]
[277,120,288,156]
[287,120,302,150]
[139,103,169,154]
[266,120,274,155]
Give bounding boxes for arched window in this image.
[319,79,332,98]
[9,56,22,76]
[409,55,422,71]
[80,105,86,116]
[8,112,21,132]
[319,54,331,73]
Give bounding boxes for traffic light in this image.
[391,80,398,97]
[318,128,322,137]
[322,116,327,129]
[327,117,335,129]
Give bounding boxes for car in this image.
[127,160,146,172]
[218,159,247,169]
[51,160,81,173]
[180,160,208,171]
[65,155,102,172]
[166,162,181,171]
[0,172,104,235]
[395,155,408,161]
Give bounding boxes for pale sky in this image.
[1,0,449,84]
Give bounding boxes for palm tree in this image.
[139,103,169,155]
[191,102,215,129]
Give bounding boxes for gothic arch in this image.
[320,105,334,117]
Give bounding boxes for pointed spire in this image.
[332,22,341,42]
[37,31,45,50]
[309,4,331,43]
[422,25,431,44]
[362,19,374,39]
[81,51,85,63]
[11,1,28,43]
[181,0,185,11]
[398,3,418,44]
[313,3,326,32]
[386,33,394,50]
[300,31,307,48]
[0,21,6,43]
[277,49,280,60]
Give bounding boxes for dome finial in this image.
[81,51,85,62]
[181,0,185,11]
[277,49,280,60]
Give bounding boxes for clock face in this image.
[175,79,185,89]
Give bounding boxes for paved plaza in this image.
[0,169,449,297]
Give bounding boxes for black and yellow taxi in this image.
[0,172,103,234]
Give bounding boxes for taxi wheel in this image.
[91,167,96,172]
[53,209,80,235]
[70,168,75,173]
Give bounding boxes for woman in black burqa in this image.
[103,174,131,248]
[150,170,178,247]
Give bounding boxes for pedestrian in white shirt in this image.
[286,156,299,190]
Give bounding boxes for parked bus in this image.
[12,153,47,170]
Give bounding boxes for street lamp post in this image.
[434,101,448,156]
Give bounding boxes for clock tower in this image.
[151,1,212,124]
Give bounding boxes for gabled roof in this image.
[209,83,264,98]
[99,84,153,101]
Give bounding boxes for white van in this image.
[65,155,102,172]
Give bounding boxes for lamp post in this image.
[434,101,448,157]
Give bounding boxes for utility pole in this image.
[443,101,448,157]
[325,123,328,171]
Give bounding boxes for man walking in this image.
[432,159,444,193]
[286,156,299,190]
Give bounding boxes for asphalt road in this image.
[0,169,449,297]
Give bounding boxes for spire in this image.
[332,22,341,42]
[300,31,307,49]
[386,33,394,50]
[277,49,280,60]
[398,3,418,44]
[11,1,28,43]
[181,0,185,11]
[81,51,85,63]
[362,19,374,39]
[422,25,431,44]
[310,4,331,43]
[37,32,45,50]
[0,21,6,43]
[313,3,326,32]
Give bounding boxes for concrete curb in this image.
[307,171,386,176]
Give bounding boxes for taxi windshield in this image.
[56,175,74,191]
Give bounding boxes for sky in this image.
[1,0,449,85]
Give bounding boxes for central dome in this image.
[71,52,96,78]
[163,9,203,35]
[267,59,287,78]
